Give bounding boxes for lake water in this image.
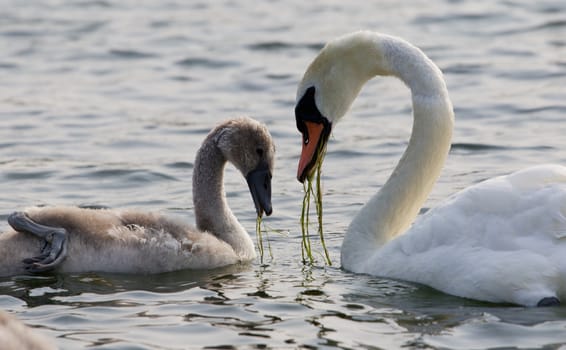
[1,0,566,349]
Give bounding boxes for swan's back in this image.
[405,164,566,251]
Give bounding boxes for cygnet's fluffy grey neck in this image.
[192,134,254,259]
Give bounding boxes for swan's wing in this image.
[18,207,241,273]
[400,164,566,255]
[372,165,566,305]
[104,223,240,272]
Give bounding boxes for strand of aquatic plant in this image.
[256,215,265,263]
[264,226,273,260]
[256,216,279,263]
[300,180,314,263]
[314,151,331,265]
[262,223,289,236]
[299,144,331,265]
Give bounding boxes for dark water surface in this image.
[1,0,566,348]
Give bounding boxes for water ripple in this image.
[2,170,56,181]
[165,161,193,169]
[73,20,107,34]
[108,49,158,60]
[0,62,19,70]
[66,168,179,183]
[413,12,506,25]
[451,143,553,154]
[443,63,488,75]
[247,41,324,52]
[176,57,238,69]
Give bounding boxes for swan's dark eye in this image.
[256,148,264,157]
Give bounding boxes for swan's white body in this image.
[295,31,566,306]
[357,164,566,306]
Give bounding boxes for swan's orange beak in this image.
[297,121,329,183]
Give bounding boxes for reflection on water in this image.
[1,0,566,349]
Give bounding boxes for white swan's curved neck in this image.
[341,35,454,268]
[192,138,254,258]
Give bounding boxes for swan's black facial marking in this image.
[295,87,329,141]
[295,86,332,182]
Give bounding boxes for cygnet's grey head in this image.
[215,117,275,217]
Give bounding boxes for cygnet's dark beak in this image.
[246,161,272,217]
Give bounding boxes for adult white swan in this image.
[0,117,274,276]
[295,31,566,307]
